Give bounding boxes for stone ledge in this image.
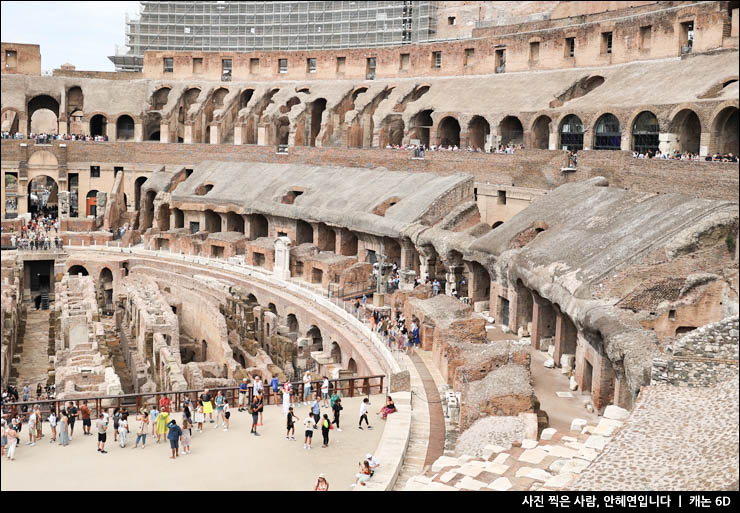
[358,392,412,491]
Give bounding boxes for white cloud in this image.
[1,1,140,72]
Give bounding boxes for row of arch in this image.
[383,105,739,155]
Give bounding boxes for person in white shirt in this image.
[321,377,330,408]
[48,412,57,443]
[303,415,315,449]
[27,411,37,446]
[118,414,128,448]
[302,371,312,405]
[365,453,380,470]
[358,397,372,430]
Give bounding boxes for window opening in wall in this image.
[400,53,410,71]
[498,190,507,205]
[560,114,584,151]
[473,187,478,201]
[189,221,200,234]
[669,309,677,321]
[185,168,193,178]
[249,58,259,74]
[282,189,304,205]
[565,37,576,58]
[602,32,613,54]
[90,166,100,178]
[307,58,316,73]
[5,50,17,68]
[632,111,660,155]
[336,56,346,73]
[163,57,173,73]
[222,59,232,81]
[366,57,376,80]
[192,57,203,73]
[681,21,694,54]
[495,48,506,73]
[448,16,456,25]
[640,25,652,51]
[279,58,288,73]
[432,51,442,69]
[277,231,287,237]
[594,114,621,150]
[114,166,123,176]
[464,48,474,66]
[529,42,540,64]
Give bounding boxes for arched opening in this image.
[225,211,244,233]
[30,109,58,135]
[68,109,84,134]
[307,325,323,352]
[27,95,60,134]
[632,111,660,155]
[66,86,83,111]
[280,97,301,114]
[531,115,551,149]
[296,220,313,245]
[252,214,268,239]
[145,112,162,140]
[410,109,433,147]
[468,116,490,150]
[559,114,584,151]
[323,226,336,252]
[27,175,58,217]
[152,87,171,110]
[380,115,405,147]
[240,89,254,109]
[308,98,327,146]
[90,114,107,137]
[330,342,341,364]
[201,340,207,361]
[339,231,358,256]
[85,189,99,217]
[212,87,229,108]
[276,116,290,146]
[246,293,258,306]
[68,265,89,276]
[287,314,299,333]
[669,109,701,154]
[204,209,221,233]
[268,303,278,315]
[593,113,621,150]
[711,106,738,155]
[116,115,134,140]
[498,116,524,146]
[437,116,460,147]
[98,267,114,310]
[347,358,357,375]
[492,221,504,229]
[134,177,147,211]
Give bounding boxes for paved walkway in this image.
[14,308,51,389]
[1,394,384,491]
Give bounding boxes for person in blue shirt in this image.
[167,419,182,459]
[311,395,321,429]
[270,375,280,397]
[238,378,248,412]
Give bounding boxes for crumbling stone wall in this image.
[651,316,739,387]
[1,273,23,390]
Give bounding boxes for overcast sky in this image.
[1,1,140,72]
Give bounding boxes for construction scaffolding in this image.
[110,1,437,72]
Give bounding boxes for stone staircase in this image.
[12,308,53,389]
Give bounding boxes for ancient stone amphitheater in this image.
[1,0,738,491]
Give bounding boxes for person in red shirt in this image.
[159,395,171,413]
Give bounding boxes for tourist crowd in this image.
[632,149,737,162]
[1,132,108,143]
[7,213,62,251]
[386,142,525,155]
[1,376,392,489]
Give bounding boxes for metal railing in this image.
[2,375,385,423]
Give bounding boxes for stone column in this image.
[553,309,577,366]
[548,132,558,150]
[400,239,417,271]
[234,125,243,145]
[184,125,193,144]
[445,265,463,295]
[209,124,220,144]
[699,132,710,157]
[160,122,170,143]
[134,122,144,142]
[274,236,292,280]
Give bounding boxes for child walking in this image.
[286,407,298,441]
[358,397,372,430]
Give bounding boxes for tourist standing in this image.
[1,419,6,458]
[180,417,192,455]
[58,410,69,446]
[214,390,225,429]
[6,421,18,461]
[118,413,129,448]
[282,381,292,415]
[311,395,321,428]
[80,400,92,435]
[270,374,280,404]
[156,409,170,443]
[200,389,214,423]
[302,371,312,405]
[286,407,298,440]
[303,415,314,449]
[223,399,231,431]
[321,376,330,408]
[67,401,78,437]
[149,406,159,436]
[358,398,372,430]
[48,411,57,443]
[27,407,37,446]
[96,413,108,454]
[256,391,264,426]
[159,394,171,414]
[194,402,204,433]
[331,397,343,432]
[238,378,248,412]
[250,396,260,436]
[167,419,182,459]
[112,407,122,442]
[321,414,331,448]
[133,409,148,449]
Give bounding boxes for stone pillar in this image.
[257,125,267,146]
[210,125,220,145]
[591,353,615,413]
[531,294,555,350]
[418,253,436,282]
[400,240,416,271]
[184,125,193,144]
[548,132,558,150]
[445,265,463,295]
[134,122,144,142]
[234,125,243,145]
[106,121,115,142]
[82,120,90,136]
[274,236,292,280]
[160,123,170,143]
[699,132,710,157]
[613,375,631,410]
[399,270,416,291]
[553,309,577,366]
[658,132,677,154]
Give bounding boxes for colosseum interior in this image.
[1,0,738,492]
